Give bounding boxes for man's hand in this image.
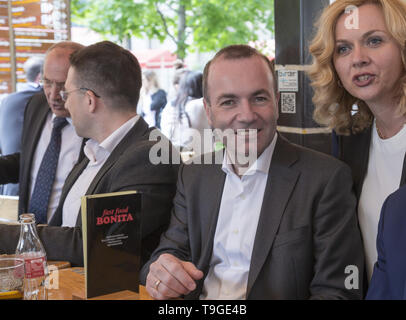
[146,253,204,300]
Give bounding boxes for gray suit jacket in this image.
[0,117,179,267]
[0,84,42,195]
[0,84,43,155]
[140,135,365,299]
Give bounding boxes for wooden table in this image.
[48,268,153,300]
[1,256,151,300]
[48,261,71,270]
[1,256,71,270]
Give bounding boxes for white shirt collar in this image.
[84,115,140,164]
[50,113,72,129]
[28,82,41,89]
[222,132,278,177]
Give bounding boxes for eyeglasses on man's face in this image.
[59,87,101,102]
[40,78,65,91]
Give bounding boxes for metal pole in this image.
[67,0,71,40]
[7,0,16,93]
[274,0,331,154]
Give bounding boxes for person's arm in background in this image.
[150,90,167,112]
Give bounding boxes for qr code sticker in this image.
[281,93,296,114]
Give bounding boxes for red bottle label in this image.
[13,262,25,279]
[24,256,46,279]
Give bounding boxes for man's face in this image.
[204,55,279,159]
[42,48,72,118]
[64,67,88,138]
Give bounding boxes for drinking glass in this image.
[0,257,24,300]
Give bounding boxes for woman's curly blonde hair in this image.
[308,0,406,135]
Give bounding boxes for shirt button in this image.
[233,229,239,235]
[239,194,246,200]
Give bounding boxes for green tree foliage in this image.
[71,0,274,59]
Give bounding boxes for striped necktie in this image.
[28,117,68,224]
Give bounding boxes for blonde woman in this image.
[140,70,167,128]
[308,0,406,283]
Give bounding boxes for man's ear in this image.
[86,90,98,113]
[203,98,213,126]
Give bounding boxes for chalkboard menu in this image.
[0,0,70,95]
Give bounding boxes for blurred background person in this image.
[308,0,406,282]
[167,67,188,103]
[139,70,167,129]
[173,59,185,70]
[161,70,211,157]
[0,56,44,195]
[166,59,187,103]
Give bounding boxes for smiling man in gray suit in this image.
[141,44,365,300]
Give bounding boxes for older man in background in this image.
[0,42,85,222]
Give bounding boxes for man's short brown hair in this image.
[69,41,142,111]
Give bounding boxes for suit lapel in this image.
[22,101,49,195]
[192,157,225,298]
[246,135,300,296]
[354,127,371,199]
[48,157,89,226]
[25,107,48,162]
[197,160,226,271]
[19,99,49,214]
[339,127,371,199]
[84,117,150,196]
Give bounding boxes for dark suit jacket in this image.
[0,117,179,267]
[141,135,365,299]
[366,185,406,300]
[0,91,85,214]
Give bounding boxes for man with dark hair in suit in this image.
[142,44,365,300]
[0,56,44,195]
[0,42,84,220]
[0,41,178,268]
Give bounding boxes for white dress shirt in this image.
[358,119,406,281]
[200,133,278,300]
[61,115,140,227]
[29,113,82,223]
